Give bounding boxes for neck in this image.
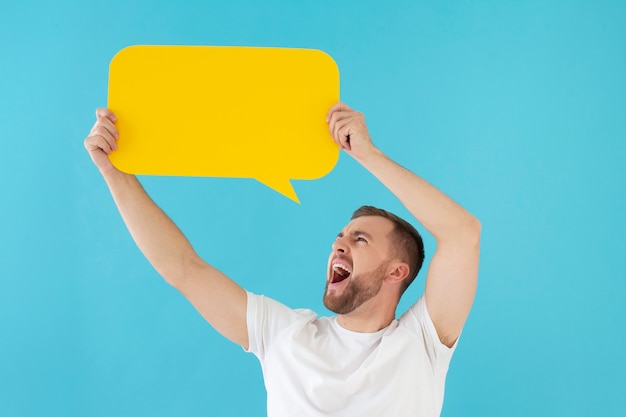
[336,299,397,333]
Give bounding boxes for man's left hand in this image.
[326,102,378,161]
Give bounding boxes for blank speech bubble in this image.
[107,45,340,203]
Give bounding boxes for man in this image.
[84,102,481,416]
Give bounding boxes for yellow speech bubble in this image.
[107,45,340,203]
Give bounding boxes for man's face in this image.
[323,216,395,314]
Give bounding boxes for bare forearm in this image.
[327,103,480,342]
[355,149,480,243]
[102,170,196,283]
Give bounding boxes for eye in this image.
[356,236,368,243]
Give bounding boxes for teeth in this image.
[332,263,351,274]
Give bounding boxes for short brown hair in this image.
[351,206,424,295]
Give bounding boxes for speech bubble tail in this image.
[256,177,300,204]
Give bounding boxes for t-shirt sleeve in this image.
[403,296,458,366]
[245,291,312,361]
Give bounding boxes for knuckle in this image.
[95,126,108,136]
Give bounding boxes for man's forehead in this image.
[342,216,394,237]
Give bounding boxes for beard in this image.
[323,262,388,315]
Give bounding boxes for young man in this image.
[84,102,481,416]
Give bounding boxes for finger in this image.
[85,134,113,155]
[326,101,354,123]
[327,108,359,130]
[327,110,348,135]
[95,108,117,123]
[330,112,358,137]
[89,126,117,151]
[332,116,349,140]
[92,116,119,140]
[329,117,348,145]
[336,123,355,151]
[328,118,352,150]
[89,124,115,142]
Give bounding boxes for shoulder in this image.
[398,296,458,360]
[247,291,317,319]
[245,291,325,357]
[246,291,320,334]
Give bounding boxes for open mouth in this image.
[330,263,352,284]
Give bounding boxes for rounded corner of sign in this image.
[317,53,340,86]
[110,45,144,67]
[109,157,132,175]
[313,49,339,69]
[311,147,341,181]
[331,146,341,164]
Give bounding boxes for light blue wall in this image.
[1,1,625,416]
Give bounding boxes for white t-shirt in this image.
[245,292,457,417]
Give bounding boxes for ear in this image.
[385,261,410,284]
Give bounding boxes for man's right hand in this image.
[84,108,121,175]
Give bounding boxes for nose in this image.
[332,236,349,254]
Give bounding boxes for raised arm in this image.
[327,103,480,347]
[84,109,248,348]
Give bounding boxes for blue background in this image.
[1,1,625,416]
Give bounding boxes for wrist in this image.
[101,165,131,184]
[353,145,385,167]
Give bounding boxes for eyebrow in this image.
[336,230,374,240]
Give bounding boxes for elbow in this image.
[465,215,482,245]
[437,215,481,247]
[470,216,482,237]
[161,271,182,288]
[158,265,184,288]
[159,253,200,289]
